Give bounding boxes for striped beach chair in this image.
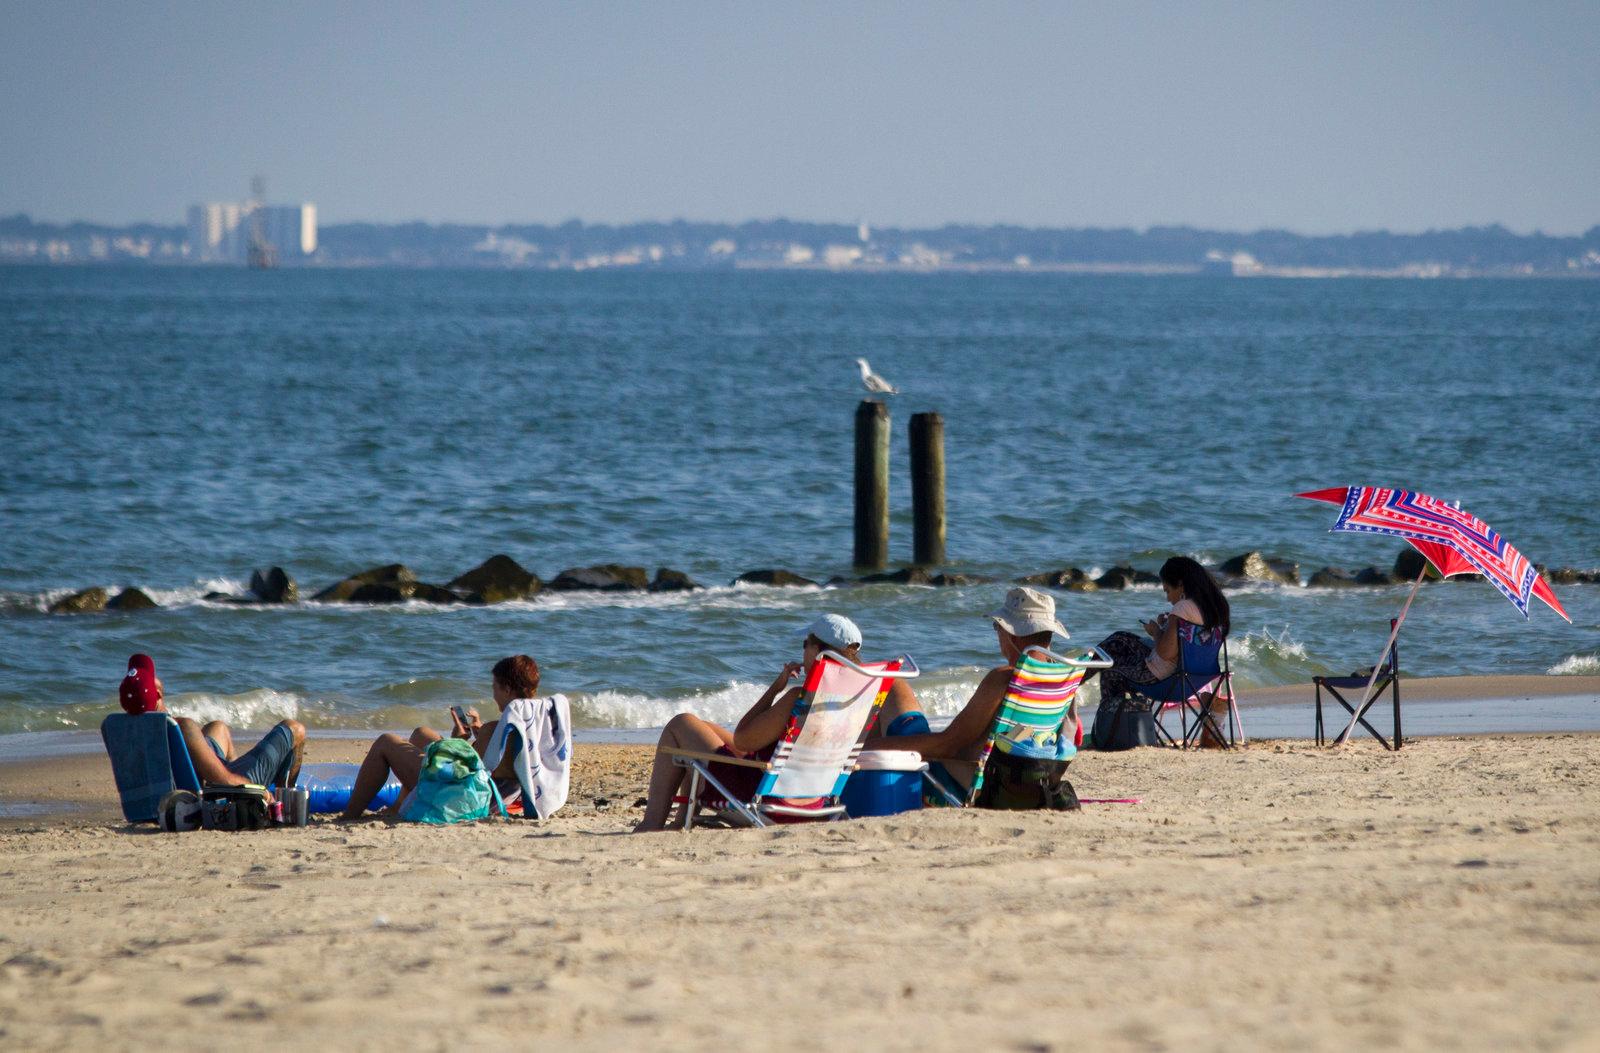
[664,651,920,829]
[924,645,1111,807]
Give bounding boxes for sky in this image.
[2,1,1597,234]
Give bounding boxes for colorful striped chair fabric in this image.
[664,652,920,829]
[925,646,1111,808]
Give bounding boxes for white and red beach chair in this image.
[663,651,919,829]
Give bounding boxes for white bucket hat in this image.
[989,586,1070,639]
[802,613,862,650]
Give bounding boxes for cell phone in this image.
[451,705,469,728]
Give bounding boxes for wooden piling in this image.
[854,400,889,569]
[910,411,946,565]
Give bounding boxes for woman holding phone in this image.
[338,655,542,819]
[1084,556,1230,721]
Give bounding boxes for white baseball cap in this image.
[802,613,862,650]
[989,586,1070,639]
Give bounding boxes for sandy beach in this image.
[2,678,1598,1050]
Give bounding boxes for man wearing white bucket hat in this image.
[867,587,1071,797]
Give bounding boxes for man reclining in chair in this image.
[865,587,1072,799]
[632,614,919,832]
[119,653,306,800]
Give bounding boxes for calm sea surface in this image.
[1,267,1596,737]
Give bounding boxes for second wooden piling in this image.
[909,411,946,565]
[854,400,889,569]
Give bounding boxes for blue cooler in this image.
[842,750,927,818]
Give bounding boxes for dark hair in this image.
[1159,557,1230,632]
[492,655,541,698]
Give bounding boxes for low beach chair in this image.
[664,652,920,829]
[923,645,1111,808]
[100,712,202,824]
[1121,625,1242,749]
[1315,619,1402,750]
[483,694,573,818]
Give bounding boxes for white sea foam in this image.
[1229,625,1310,664]
[148,577,248,606]
[569,668,987,729]
[165,688,307,728]
[1547,654,1600,676]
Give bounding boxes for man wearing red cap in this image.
[120,654,306,796]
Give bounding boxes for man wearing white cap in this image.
[868,586,1071,797]
[633,612,894,832]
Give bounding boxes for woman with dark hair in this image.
[1086,557,1230,732]
[339,655,543,819]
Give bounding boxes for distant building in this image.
[823,244,863,267]
[187,202,245,262]
[185,201,316,263]
[258,204,317,257]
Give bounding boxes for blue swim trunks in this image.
[206,724,298,788]
[884,712,967,802]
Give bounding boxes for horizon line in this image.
[4,210,1598,241]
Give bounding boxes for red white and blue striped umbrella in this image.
[1297,486,1569,621]
[1296,485,1570,745]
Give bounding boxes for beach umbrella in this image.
[1296,486,1570,745]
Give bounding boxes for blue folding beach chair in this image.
[100,712,202,823]
[1121,625,1242,749]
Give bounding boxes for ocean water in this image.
[1,267,1596,739]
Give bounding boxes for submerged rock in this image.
[1094,566,1161,590]
[929,572,993,587]
[1543,566,1600,585]
[108,587,160,611]
[548,565,650,591]
[447,555,541,604]
[248,567,297,603]
[1355,567,1396,585]
[858,567,934,586]
[1393,549,1438,581]
[734,569,818,588]
[1218,552,1299,585]
[1308,567,1358,588]
[1017,568,1096,591]
[648,568,702,592]
[347,580,461,605]
[314,564,418,603]
[48,587,109,614]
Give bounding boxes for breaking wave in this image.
[1547,654,1600,676]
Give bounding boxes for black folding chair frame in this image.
[1314,619,1403,750]
[1111,635,1238,750]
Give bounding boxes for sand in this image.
[2,687,1599,1050]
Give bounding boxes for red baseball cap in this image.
[120,654,161,714]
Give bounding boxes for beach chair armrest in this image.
[658,746,771,770]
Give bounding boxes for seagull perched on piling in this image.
[856,358,899,395]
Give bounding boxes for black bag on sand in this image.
[200,784,272,831]
[1090,696,1160,751]
[974,751,1081,811]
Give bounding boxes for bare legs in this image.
[874,679,920,732]
[339,726,440,819]
[632,713,736,833]
[201,720,235,760]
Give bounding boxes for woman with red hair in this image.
[340,655,541,819]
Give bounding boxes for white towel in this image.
[483,694,572,819]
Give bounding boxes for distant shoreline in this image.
[5,212,1597,276]
[5,259,1598,279]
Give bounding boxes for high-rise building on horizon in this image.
[185,200,316,263]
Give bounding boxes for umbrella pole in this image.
[1331,564,1426,747]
